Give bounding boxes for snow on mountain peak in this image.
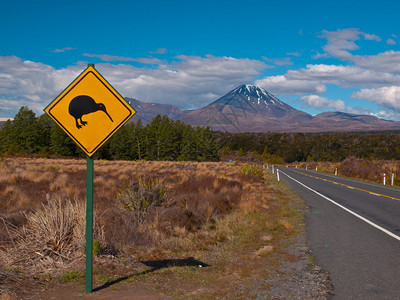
[209,84,298,118]
[229,84,286,108]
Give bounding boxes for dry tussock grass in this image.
[294,157,400,185]
[1,156,301,298]
[1,196,104,276]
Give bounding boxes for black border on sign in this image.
[47,70,135,156]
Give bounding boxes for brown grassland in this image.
[0,157,318,299]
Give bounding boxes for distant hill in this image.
[125,85,400,133]
[2,86,399,133]
[125,98,184,124]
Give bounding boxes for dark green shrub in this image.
[116,178,168,223]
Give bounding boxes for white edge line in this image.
[281,171,400,242]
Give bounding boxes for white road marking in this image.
[369,192,381,197]
[281,170,400,242]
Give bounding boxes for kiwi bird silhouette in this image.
[69,95,113,129]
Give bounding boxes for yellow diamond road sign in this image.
[45,65,135,157]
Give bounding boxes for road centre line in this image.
[280,170,400,242]
[291,170,400,202]
[369,192,381,197]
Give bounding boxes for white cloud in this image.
[98,55,267,109]
[312,52,329,59]
[289,64,400,87]
[351,50,400,73]
[256,63,400,97]
[299,94,377,117]
[319,28,362,59]
[387,39,396,45]
[254,28,400,119]
[363,33,381,41]
[255,75,326,95]
[371,110,400,121]
[315,28,400,74]
[287,51,301,57]
[343,106,374,116]
[52,47,76,53]
[262,56,293,66]
[351,86,400,110]
[299,95,346,111]
[150,48,168,54]
[0,54,268,117]
[318,28,381,60]
[0,56,84,116]
[83,53,163,65]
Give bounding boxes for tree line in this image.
[217,131,400,163]
[3,106,400,163]
[0,106,220,161]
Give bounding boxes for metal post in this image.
[85,155,94,293]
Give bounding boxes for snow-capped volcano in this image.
[178,84,312,132]
[210,84,298,117]
[223,84,285,107]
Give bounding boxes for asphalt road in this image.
[278,168,400,299]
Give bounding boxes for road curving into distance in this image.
[278,167,400,299]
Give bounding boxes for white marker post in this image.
[392,173,395,186]
[384,173,386,185]
[277,169,280,181]
[335,168,338,176]
[272,165,275,174]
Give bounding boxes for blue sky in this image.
[2,0,400,121]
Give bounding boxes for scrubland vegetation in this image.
[0,157,309,298]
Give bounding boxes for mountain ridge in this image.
[127,84,400,132]
[2,85,399,133]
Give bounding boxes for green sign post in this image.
[85,156,94,292]
[44,64,135,293]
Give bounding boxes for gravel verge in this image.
[233,230,333,299]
